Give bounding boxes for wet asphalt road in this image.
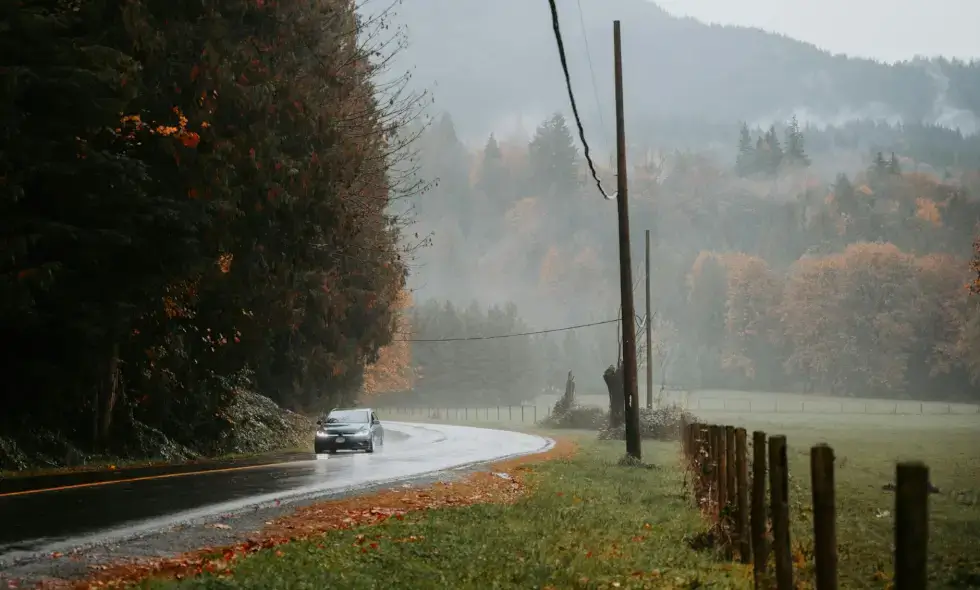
[0,422,551,565]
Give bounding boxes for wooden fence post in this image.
[716,425,728,521]
[726,425,736,518]
[751,431,768,588]
[691,423,699,459]
[769,435,793,590]
[698,425,710,505]
[895,462,929,590]
[811,444,838,590]
[735,428,750,564]
[707,425,718,513]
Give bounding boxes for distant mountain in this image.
[383,0,980,143]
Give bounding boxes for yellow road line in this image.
[0,460,302,499]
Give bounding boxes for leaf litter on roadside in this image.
[29,438,576,590]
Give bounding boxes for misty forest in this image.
[4,0,980,470]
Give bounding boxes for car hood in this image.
[322,423,370,435]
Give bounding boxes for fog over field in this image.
[368,0,980,405]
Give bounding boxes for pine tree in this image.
[833,173,858,217]
[763,125,784,175]
[0,1,206,445]
[735,122,757,176]
[528,113,580,196]
[783,115,811,167]
[477,133,509,206]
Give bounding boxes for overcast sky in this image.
[654,0,980,62]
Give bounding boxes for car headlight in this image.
[358,425,370,434]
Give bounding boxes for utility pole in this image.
[645,228,653,410]
[613,20,641,459]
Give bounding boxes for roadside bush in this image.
[540,406,607,430]
[598,404,694,441]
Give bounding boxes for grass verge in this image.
[141,436,751,590]
[44,421,980,589]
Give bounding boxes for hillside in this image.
[386,0,980,143]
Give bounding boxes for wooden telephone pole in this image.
[613,20,641,459]
[645,229,653,410]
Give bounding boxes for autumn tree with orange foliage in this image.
[683,252,784,390]
[782,243,922,395]
[681,242,978,399]
[362,290,415,396]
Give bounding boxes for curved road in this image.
[0,422,551,566]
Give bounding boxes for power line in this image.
[547,0,616,201]
[575,0,606,144]
[394,318,619,342]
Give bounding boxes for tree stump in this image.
[603,363,625,428]
[553,370,576,416]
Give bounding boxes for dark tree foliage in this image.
[736,120,802,177]
[0,0,407,455]
[528,113,580,197]
[408,299,538,405]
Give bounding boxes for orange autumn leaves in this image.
[361,289,414,395]
[119,107,203,149]
[689,242,975,394]
[37,439,577,590]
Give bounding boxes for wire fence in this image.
[684,397,980,416]
[377,406,545,423]
[375,396,980,425]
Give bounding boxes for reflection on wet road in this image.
[0,422,550,561]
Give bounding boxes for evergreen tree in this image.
[833,173,858,217]
[419,113,472,222]
[0,1,206,445]
[528,113,580,197]
[1,0,408,453]
[477,133,509,206]
[783,115,810,167]
[735,122,757,176]
[763,124,784,174]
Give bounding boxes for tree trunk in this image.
[97,342,122,449]
[603,363,625,428]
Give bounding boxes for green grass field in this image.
[150,435,749,590]
[148,404,980,590]
[706,417,980,588]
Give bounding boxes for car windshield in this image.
[325,410,370,424]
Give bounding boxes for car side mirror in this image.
[372,419,380,425]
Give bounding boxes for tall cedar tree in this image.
[783,115,810,167]
[528,113,579,197]
[735,122,756,176]
[0,0,406,452]
[0,0,205,446]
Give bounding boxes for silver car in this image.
[314,408,384,454]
